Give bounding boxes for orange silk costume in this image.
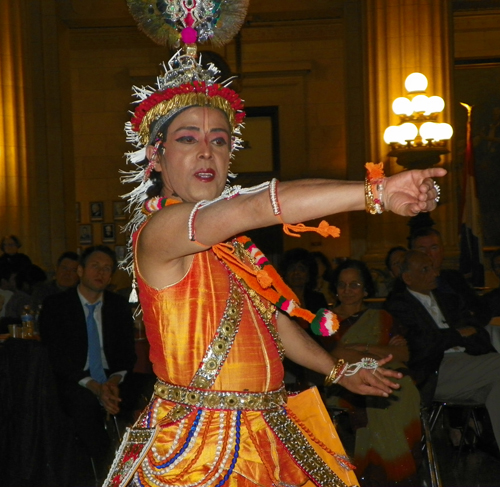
[106,225,358,487]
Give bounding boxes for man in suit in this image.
[39,245,136,478]
[31,251,80,309]
[385,250,500,449]
[410,226,490,325]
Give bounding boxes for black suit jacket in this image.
[39,287,136,386]
[385,288,494,398]
[438,269,491,325]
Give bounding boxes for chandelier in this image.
[384,73,453,169]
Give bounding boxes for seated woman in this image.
[322,259,421,486]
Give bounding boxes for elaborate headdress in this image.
[121,0,249,274]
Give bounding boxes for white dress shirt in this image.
[77,287,126,386]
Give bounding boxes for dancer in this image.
[105,3,445,486]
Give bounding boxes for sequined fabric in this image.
[114,229,358,487]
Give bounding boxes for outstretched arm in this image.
[139,168,446,287]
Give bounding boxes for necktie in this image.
[85,302,107,384]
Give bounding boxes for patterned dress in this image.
[105,228,358,487]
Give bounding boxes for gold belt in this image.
[154,380,288,411]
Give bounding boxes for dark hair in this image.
[331,259,376,298]
[279,248,318,291]
[79,245,117,272]
[384,246,407,270]
[409,227,442,249]
[57,251,79,267]
[1,235,22,252]
[311,251,335,281]
[15,264,47,293]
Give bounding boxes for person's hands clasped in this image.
[338,354,402,397]
[383,168,447,217]
[99,380,122,415]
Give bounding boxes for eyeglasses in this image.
[337,281,363,290]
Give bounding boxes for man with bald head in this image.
[385,250,500,450]
[410,227,489,325]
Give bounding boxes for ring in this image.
[433,181,441,203]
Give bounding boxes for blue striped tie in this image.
[85,302,107,384]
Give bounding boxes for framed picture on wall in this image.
[102,223,115,243]
[113,200,127,221]
[79,224,92,245]
[115,245,126,263]
[454,60,500,246]
[230,106,280,187]
[90,201,104,221]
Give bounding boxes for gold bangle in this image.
[365,177,385,214]
[324,359,346,387]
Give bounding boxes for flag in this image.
[459,103,485,287]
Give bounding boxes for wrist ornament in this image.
[324,359,348,387]
[343,357,378,377]
[365,162,386,215]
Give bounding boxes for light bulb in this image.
[392,97,413,116]
[399,122,418,143]
[384,126,401,144]
[419,122,437,142]
[405,72,428,93]
[425,96,445,115]
[435,123,453,141]
[411,95,429,113]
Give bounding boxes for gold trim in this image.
[154,379,288,411]
[264,409,354,487]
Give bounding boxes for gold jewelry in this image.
[365,177,385,214]
[324,359,347,387]
[364,162,386,214]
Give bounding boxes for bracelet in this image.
[269,178,281,216]
[343,357,378,377]
[365,177,385,214]
[324,359,348,387]
[364,162,386,215]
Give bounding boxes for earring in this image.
[144,140,162,180]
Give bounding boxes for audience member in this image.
[323,259,421,485]
[4,264,47,320]
[31,251,79,308]
[0,264,14,320]
[385,250,500,452]
[279,248,328,389]
[280,248,328,315]
[410,227,489,325]
[311,251,337,308]
[0,234,32,272]
[39,245,136,481]
[384,246,407,297]
[482,249,500,319]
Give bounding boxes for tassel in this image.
[282,220,340,239]
[129,278,139,303]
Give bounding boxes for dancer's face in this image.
[153,107,231,203]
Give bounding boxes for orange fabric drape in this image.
[0,0,29,237]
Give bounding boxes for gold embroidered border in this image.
[232,240,286,360]
[154,380,287,411]
[263,409,354,487]
[190,274,243,389]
